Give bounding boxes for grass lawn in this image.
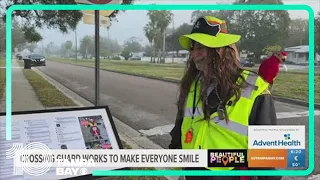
[272,72,320,103]
[50,58,320,104]
[0,58,5,100]
[17,61,77,107]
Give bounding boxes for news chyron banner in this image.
[3,141,305,180]
[248,125,306,168]
[9,147,249,176]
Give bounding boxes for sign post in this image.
[75,28,78,63]
[95,10,100,106]
[75,0,122,106]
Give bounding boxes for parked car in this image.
[240,58,255,67]
[284,61,295,65]
[129,56,141,60]
[23,54,46,66]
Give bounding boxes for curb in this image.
[33,66,179,180]
[49,60,320,109]
[273,96,320,110]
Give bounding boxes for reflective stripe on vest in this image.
[184,107,203,117]
[211,116,248,136]
[241,72,258,99]
[183,71,259,120]
[181,70,269,170]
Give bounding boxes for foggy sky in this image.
[38,0,320,48]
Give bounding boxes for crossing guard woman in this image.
[169,16,281,180]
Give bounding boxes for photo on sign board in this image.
[78,115,113,150]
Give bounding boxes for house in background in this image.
[284,45,319,65]
[166,50,189,58]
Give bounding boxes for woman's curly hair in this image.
[176,43,247,121]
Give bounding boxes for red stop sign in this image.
[88,0,113,4]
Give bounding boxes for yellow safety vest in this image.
[181,70,269,170]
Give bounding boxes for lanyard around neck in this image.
[191,76,200,120]
[191,74,215,119]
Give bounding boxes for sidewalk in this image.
[0,59,44,113]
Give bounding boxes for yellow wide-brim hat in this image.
[179,16,241,50]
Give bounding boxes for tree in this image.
[79,35,121,59]
[0,0,135,43]
[64,41,73,57]
[0,21,4,55]
[166,23,193,52]
[79,35,93,59]
[12,21,28,51]
[146,10,173,63]
[45,41,54,56]
[0,20,29,54]
[65,41,72,50]
[123,37,143,53]
[100,37,122,59]
[25,43,38,53]
[285,19,309,47]
[143,21,160,63]
[262,45,282,56]
[315,12,320,53]
[109,39,122,55]
[143,45,153,57]
[232,0,290,61]
[120,49,132,60]
[190,0,290,62]
[121,37,143,60]
[59,43,67,57]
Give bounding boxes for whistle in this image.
[217,106,225,120]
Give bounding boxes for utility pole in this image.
[94,10,100,106]
[107,26,110,40]
[75,28,78,63]
[41,40,44,55]
[172,13,174,63]
[162,29,165,64]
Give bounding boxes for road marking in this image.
[139,124,175,136]
[277,110,320,119]
[308,174,320,180]
[139,110,320,136]
[76,86,89,90]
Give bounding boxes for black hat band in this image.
[191,17,221,37]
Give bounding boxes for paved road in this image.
[37,60,319,178]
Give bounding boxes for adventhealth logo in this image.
[252,133,301,147]
[284,134,290,140]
